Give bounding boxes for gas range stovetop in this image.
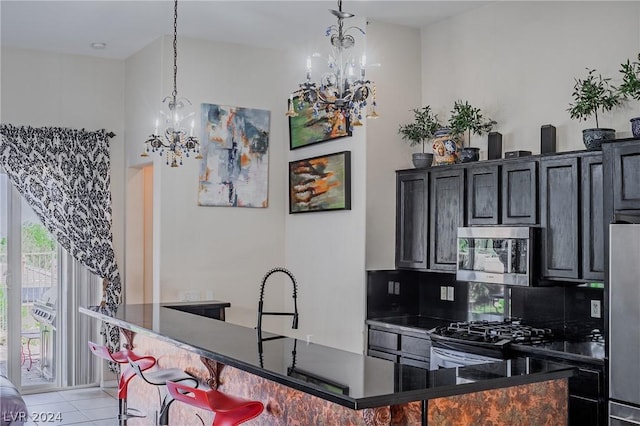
[429,319,555,358]
[433,319,554,344]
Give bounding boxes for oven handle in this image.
[431,346,501,364]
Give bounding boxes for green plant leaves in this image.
[398,105,442,153]
[568,68,621,128]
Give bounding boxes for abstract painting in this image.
[288,96,351,150]
[289,151,351,213]
[198,103,270,207]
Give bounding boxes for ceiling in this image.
[1,1,490,59]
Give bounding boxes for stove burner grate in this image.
[436,319,553,345]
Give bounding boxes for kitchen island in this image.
[81,303,574,425]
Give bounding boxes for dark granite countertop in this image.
[80,304,574,410]
[512,341,605,365]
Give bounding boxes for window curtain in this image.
[0,124,121,368]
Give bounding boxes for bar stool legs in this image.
[128,356,199,426]
[166,380,264,426]
[88,341,156,426]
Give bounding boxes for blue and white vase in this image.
[631,117,640,138]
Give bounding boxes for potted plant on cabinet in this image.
[398,105,442,168]
[617,53,640,138]
[448,100,496,163]
[568,67,622,150]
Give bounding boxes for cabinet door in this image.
[502,160,538,224]
[396,171,429,269]
[540,157,579,279]
[430,168,464,272]
[466,164,500,225]
[611,143,640,211]
[581,154,604,281]
[569,395,603,426]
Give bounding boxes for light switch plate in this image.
[394,282,400,295]
[440,286,447,301]
[388,281,395,294]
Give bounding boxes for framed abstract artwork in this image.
[198,103,270,207]
[289,151,351,213]
[288,96,351,150]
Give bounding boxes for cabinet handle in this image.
[610,415,640,425]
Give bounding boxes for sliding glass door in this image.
[0,171,100,392]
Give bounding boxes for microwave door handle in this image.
[506,239,513,274]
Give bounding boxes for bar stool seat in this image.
[166,380,264,426]
[128,356,199,426]
[88,341,156,425]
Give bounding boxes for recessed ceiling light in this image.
[90,42,107,50]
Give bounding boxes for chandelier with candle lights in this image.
[286,0,379,127]
[141,0,202,167]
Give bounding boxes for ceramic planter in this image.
[412,152,433,168]
[631,117,640,138]
[582,128,615,151]
[460,147,480,163]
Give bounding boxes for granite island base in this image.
[80,303,573,425]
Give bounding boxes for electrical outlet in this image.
[388,281,394,294]
[394,282,400,295]
[440,286,447,300]
[590,300,601,318]
[447,286,455,301]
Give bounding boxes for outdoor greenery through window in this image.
[0,221,57,331]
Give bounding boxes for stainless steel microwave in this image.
[456,226,535,286]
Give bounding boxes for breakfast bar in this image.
[80,302,574,425]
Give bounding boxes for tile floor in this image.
[21,387,119,426]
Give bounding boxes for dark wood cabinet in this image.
[466,164,500,225]
[581,153,604,281]
[430,168,465,272]
[610,142,640,211]
[367,325,431,369]
[540,156,580,279]
[568,366,605,425]
[395,171,429,269]
[539,152,604,281]
[502,160,538,225]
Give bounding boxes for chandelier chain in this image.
[141,0,202,167]
[172,0,178,101]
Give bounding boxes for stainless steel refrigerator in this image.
[609,219,640,425]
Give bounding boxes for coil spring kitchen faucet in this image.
[257,267,299,333]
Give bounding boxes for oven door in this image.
[430,346,501,370]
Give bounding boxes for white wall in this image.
[124,37,288,328]
[421,1,640,156]
[0,47,126,284]
[365,21,422,271]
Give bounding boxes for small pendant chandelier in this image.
[141,0,202,167]
[286,0,379,127]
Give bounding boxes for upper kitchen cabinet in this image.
[540,156,580,279]
[430,168,465,272]
[466,164,500,225]
[502,160,538,225]
[581,153,604,281]
[396,170,429,269]
[539,152,604,281]
[606,140,640,212]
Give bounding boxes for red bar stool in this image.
[128,356,199,426]
[166,380,264,426]
[88,341,156,426]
